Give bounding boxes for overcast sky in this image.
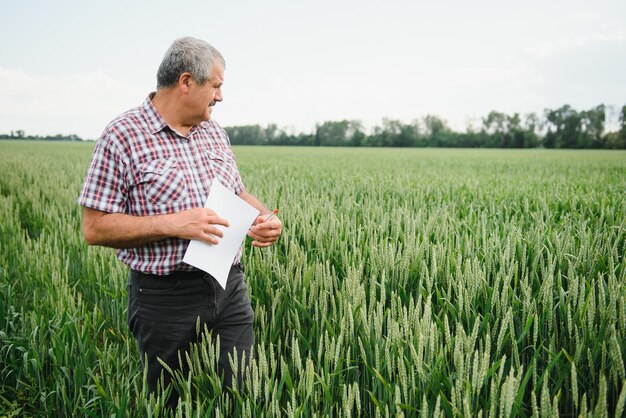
[1,0,624,139]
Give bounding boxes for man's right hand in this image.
[166,208,230,244]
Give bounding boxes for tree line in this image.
[3,104,625,148]
[226,104,626,149]
[0,130,82,141]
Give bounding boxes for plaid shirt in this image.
[78,93,245,275]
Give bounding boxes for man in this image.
[78,37,282,401]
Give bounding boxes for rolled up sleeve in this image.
[77,134,128,214]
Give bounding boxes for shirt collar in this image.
[142,92,168,134]
[141,93,215,137]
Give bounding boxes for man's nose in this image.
[214,88,223,102]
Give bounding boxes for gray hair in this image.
[156,37,225,88]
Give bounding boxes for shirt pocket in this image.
[206,149,238,192]
[138,158,188,206]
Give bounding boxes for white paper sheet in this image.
[183,182,259,289]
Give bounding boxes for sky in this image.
[1,0,625,139]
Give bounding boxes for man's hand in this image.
[166,208,230,245]
[247,213,282,247]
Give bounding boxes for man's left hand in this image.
[248,214,282,247]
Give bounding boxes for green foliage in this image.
[1,142,625,416]
[543,105,607,149]
[224,104,626,149]
[0,132,83,141]
[3,103,626,149]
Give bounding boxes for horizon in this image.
[0,101,622,141]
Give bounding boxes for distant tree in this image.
[346,120,366,147]
[600,104,626,149]
[482,111,508,147]
[612,105,626,149]
[580,104,605,148]
[226,125,266,145]
[315,120,351,146]
[372,118,417,147]
[506,113,525,148]
[264,124,281,145]
[522,112,541,148]
[295,133,316,146]
[462,120,482,148]
[350,128,366,147]
[422,115,450,147]
[603,131,623,149]
[370,119,397,147]
[545,105,583,148]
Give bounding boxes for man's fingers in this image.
[203,234,220,245]
[211,217,230,228]
[247,228,280,241]
[247,230,261,241]
[248,216,282,247]
[203,209,230,227]
[251,240,273,248]
[200,226,227,245]
[208,215,230,228]
[205,225,225,238]
[248,231,280,243]
[251,220,280,232]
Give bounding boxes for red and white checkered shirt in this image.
[78,93,245,275]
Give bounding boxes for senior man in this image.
[78,37,281,400]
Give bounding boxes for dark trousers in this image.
[127,264,254,402]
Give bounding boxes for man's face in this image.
[188,62,224,123]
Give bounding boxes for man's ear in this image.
[178,72,193,93]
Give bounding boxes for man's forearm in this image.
[82,207,229,249]
[239,190,271,214]
[82,209,172,249]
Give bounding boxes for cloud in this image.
[561,11,603,23]
[0,67,148,139]
[523,30,626,58]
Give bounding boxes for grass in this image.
[0,141,625,416]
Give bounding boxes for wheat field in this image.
[0,141,624,417]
